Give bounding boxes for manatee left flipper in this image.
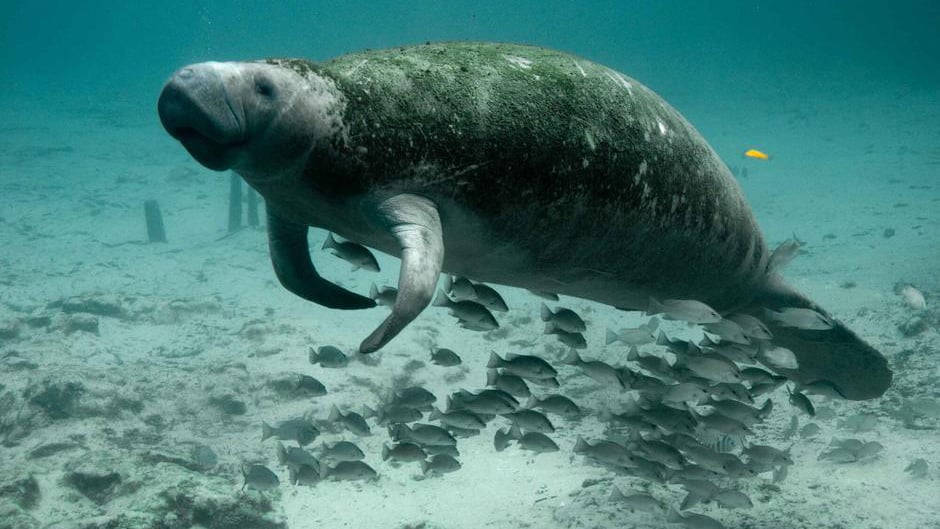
[267,207,376,309]
[359,194,444,354]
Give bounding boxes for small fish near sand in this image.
[787,386,816,417]
[647,298,721,324]
[322,232,380,272]
[540,303,587,333]
[430,347,462,366]
[605,317,659,346]
[241,464,280,491]
[768,238,801,272]
[432,290,499,331]
[329,405,372,436]
[544,322,587,348]
[369,283,398,306]
[487,351,557,380]
[322,460,378,481]
[309,345,349,368]
[262,418,320,446]
[421,454,462,475]
[764,307,834,330]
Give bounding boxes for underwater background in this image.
[1,1,939,528]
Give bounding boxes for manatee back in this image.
[310,42,768,309]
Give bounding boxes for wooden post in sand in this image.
[228,172,242,233]
[246,188,259,227]
[144,200,167,243]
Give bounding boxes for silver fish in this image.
[421,454,462,474]
[430,347,462,366]
[743,444,793,467]
[369,283,398,306]
[674,353,742,384]
[276,442,320,472]
[787,386,815,416]
[363,404,423,425]
[634,438,686,470]
[296,374,328,396]
[329,405,371,436]
[667,508,726,529]
[382,442,427,462]
[241,464,279,491]
[563,350,621,386]
[262,418,319,446]
[322,232,379,272]
[486,369,531,398]
[703,397,771,426]
[818,447,858,463]
[319,440,365,463]
[727,313,773,340]
[390,423,457,447]
[392,386,437,410]
[692,409,753,436]
[433,290,499,330]
[323,460,377,480]
[424,444,460,458]
[524,394,581,418]
[796,380,846,399]
[443,275,476,301]
[288,463,321,486]
[540,303,587,333]
[764,307,834,330]
[768,238,801,272]
[472,283,509,312]
[573,437,636,467]
[609,487,665,513]
[308,345,348,368]
[502,409,555,434]
[448,390,516,415]
[702,318,750,345]
[647,297,721,324]
[496,424,559,453]
[757,343,799,370]
[429,407,487,430]
[605,318,658,346]
[544,322,587,348]
[739,367,776,385]
[714,489,752,509]
[487,351,557,380]
[626,346,675,380]
[657,382,711,406]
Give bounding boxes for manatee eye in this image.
[255,80,275,98]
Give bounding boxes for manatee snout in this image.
[158,63,245,171]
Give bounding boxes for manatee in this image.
[157,42,890,399]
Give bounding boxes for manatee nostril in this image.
[177,67,195,80]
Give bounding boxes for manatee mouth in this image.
[158,65,246,171]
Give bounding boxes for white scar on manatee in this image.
[503,55,533,69]
[604,70,634,95]
[572,60,587,77]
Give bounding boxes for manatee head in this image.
[157,60,343,176]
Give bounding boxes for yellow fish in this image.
[744,149,770,160]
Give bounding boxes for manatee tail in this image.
[741,273,891,400]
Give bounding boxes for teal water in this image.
[1,2,939,529]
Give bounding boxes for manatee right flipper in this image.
[745,274,891,400]
[267,207,376,309]
[359,194,444,354]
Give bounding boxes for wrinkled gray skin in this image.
[157,42,890,399]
